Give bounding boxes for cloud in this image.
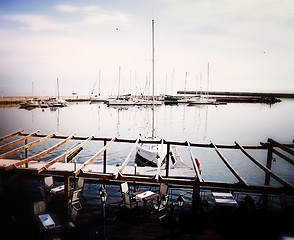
[56,4,130,25]
[2,14,69,31]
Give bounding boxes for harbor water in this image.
[0,99,294,188]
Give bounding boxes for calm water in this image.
[1,99,294,186]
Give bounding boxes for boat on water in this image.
[19,98,39,108]
[188,96,219,105]
[47,97,67,107]
[90,69,108,103]
[107,95,136,106]
[136,19,167,167]
[164,95,183,104]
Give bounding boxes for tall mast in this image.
[57,78,60,99]
[98,69,101,96]
[152,19,155,140]
[207,62,210,96]
[118,66,121,97]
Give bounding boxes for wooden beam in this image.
[211,141,248,186]
[37,135,94,173]
[272,148,294,166]
[0,130,40,150]
[235,141,294,189]
[5,134,76,171]
[0,132,57,159]
[187,140,202,182]
[269,138,294,156]
[155,139,165,181]
[74,136,117,176]
[0,129,24,141]
[113,137,139,179]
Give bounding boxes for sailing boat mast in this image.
[207,62,210,96]
[152,19,155,140]
[118,66,121,98]
[98,69,101,96]
[57,78,60,99]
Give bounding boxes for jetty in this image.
[1,130,294,239]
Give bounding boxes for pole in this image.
[118,66,121,98]
[152,19,155,140]
[57,78,60,99]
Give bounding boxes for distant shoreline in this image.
[0,96,90,105]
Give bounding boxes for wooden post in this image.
[64,175,71,219]
[192,178,201,210]
[103,140,107,174]
[165,143,170,178]
[263,141,273,209]
[25,139,28,168]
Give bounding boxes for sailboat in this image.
[47,78,67,107]
[188,63,218,105]
[107,66,136,106]
[136,19,167,167]
[90,69,108,103]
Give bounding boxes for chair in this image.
[33,201,62,238]
[34,201,47,216]
[68,189,83,223]
[159,183,168,198]
[123,192,138,210]
[70,189,83,212]
[39,187,53,203]
[152,183,169,220]
[120,182,129,197]
[44,176,54,190]
[120,182,136,202]
[76,177,85,199]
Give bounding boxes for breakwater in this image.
[177,90,294,98]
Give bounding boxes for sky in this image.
[0,0,294,97]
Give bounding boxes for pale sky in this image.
[1,0,294,96]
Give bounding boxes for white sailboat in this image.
[108,66,136,106]
[136,19,167,167]
[188,63,218,105]
[90,69,108,103]
[47,78,67,107]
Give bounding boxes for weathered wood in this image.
[0,132,57,159]
[5,134,76,171]
[269,138,294,156]
[187,140,202,182]
[0,130,40,150]
[0,129,24,141]
[113,137,139,179]
[74,136,117,176]
[211,141,247,186]
[38,135,94,173]
[235,141,294,189]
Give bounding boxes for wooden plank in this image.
[211,141,248,186]
[269,138,294,156]
[0,129,24,141]
[5,134,76,170]
[113,137,139,179]
[37,135,94,173]
[235,141,294,189]
[272,148,294,166]
[187,140,203,182]
[0,132,57,159]
[74,136,117,176]
[0,130,40,150]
